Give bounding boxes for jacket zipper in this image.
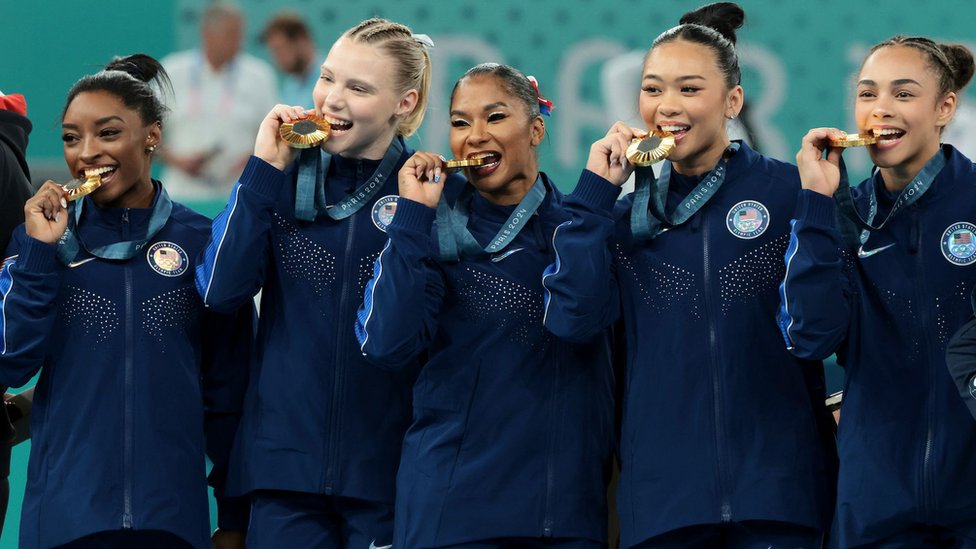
[542,342,560,537]
[122,209,134,528]
[914,210,936,519]
[323,212,357,494]
[703,221,732,522]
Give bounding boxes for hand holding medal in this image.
[398,151,452,208]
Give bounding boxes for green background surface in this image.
[2,0,975,545]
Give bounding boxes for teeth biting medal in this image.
[279,113,332,149]
[829,131,878,148]
[444,157,489,169]
[626,130,676,166]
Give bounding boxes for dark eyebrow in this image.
[62,115,125,130]
[347,78,375,90]
[95,115,125,125]
[858,78,922,87]
[450,102,510,117]
[643,74,706,82]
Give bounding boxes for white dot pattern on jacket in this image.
[456,267,547,347]
[273,213,337,296]
[141,287,200,350]
[358,251,382,294]
[614,243,702,320]
[58,286,119,344]
[872,281,921,361]
[718,233,790,313]
[935,281,972,346]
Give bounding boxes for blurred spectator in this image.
[160,2,276,202]
[261,11,321,107]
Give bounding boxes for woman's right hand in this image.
[24,182,70,245]
[796,128,846,197]
[253,104,307,171]
[398,152,447,209]
[586,122,641,186]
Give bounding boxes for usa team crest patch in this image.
[147,242,188,277]
[941,222,976,265]
[372,195,399,232]
[726,200,769,239]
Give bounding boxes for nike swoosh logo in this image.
[857,243,895,258]
[368,542,392,549]
[491,247,525,262]
[67,257,96,268]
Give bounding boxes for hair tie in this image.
[527,75,554,116]
[412,33,434,51]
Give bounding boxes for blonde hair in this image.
[344,18,431,137]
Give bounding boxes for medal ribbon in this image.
[436,175,547,262]
[630,142,740,241]
[834,148,946,246]
[294,137,404,222]
[56,183,173,264]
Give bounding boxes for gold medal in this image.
[444,157,488,169]
[829,132,877,148]
[62,175,102,201]
[279,114,332,149]
[626,131,676,167]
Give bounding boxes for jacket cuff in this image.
[216,495,250,532]
[573,170,623,213]
[239,156,287,200]
[794,189,838,228]
[18,237,59,273]
[389,197,436,234]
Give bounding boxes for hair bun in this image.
[105,53,164,84]
[679,2,745,46]
[939,43,976,92]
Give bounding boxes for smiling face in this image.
[449,74,545,205]
[639,39,743,176]
[61,90,159,208]
[855,45,956,183]
[312,37,418,160]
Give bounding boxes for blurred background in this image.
[2,0,975,545]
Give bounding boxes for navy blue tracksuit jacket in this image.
[195,145,419,504]
[543,142,836,548]
[0,188,252,548]
[356,178,615,548]
[778,145,976,547]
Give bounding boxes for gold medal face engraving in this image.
[63,175,102,201]
[625,131,676,167]
[829,132,878,148]
[279,114,332,149]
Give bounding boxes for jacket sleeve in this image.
[946,314,976,422]
[355,198,445,369]
[777,189,854,360]
[0,230,63,388]
[195,156,288,314]
[541,170,623,342]
[200,300,256,531]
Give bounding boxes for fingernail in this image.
[55,213,61,223]
[434,175,441,183]
[60,197,68,209]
